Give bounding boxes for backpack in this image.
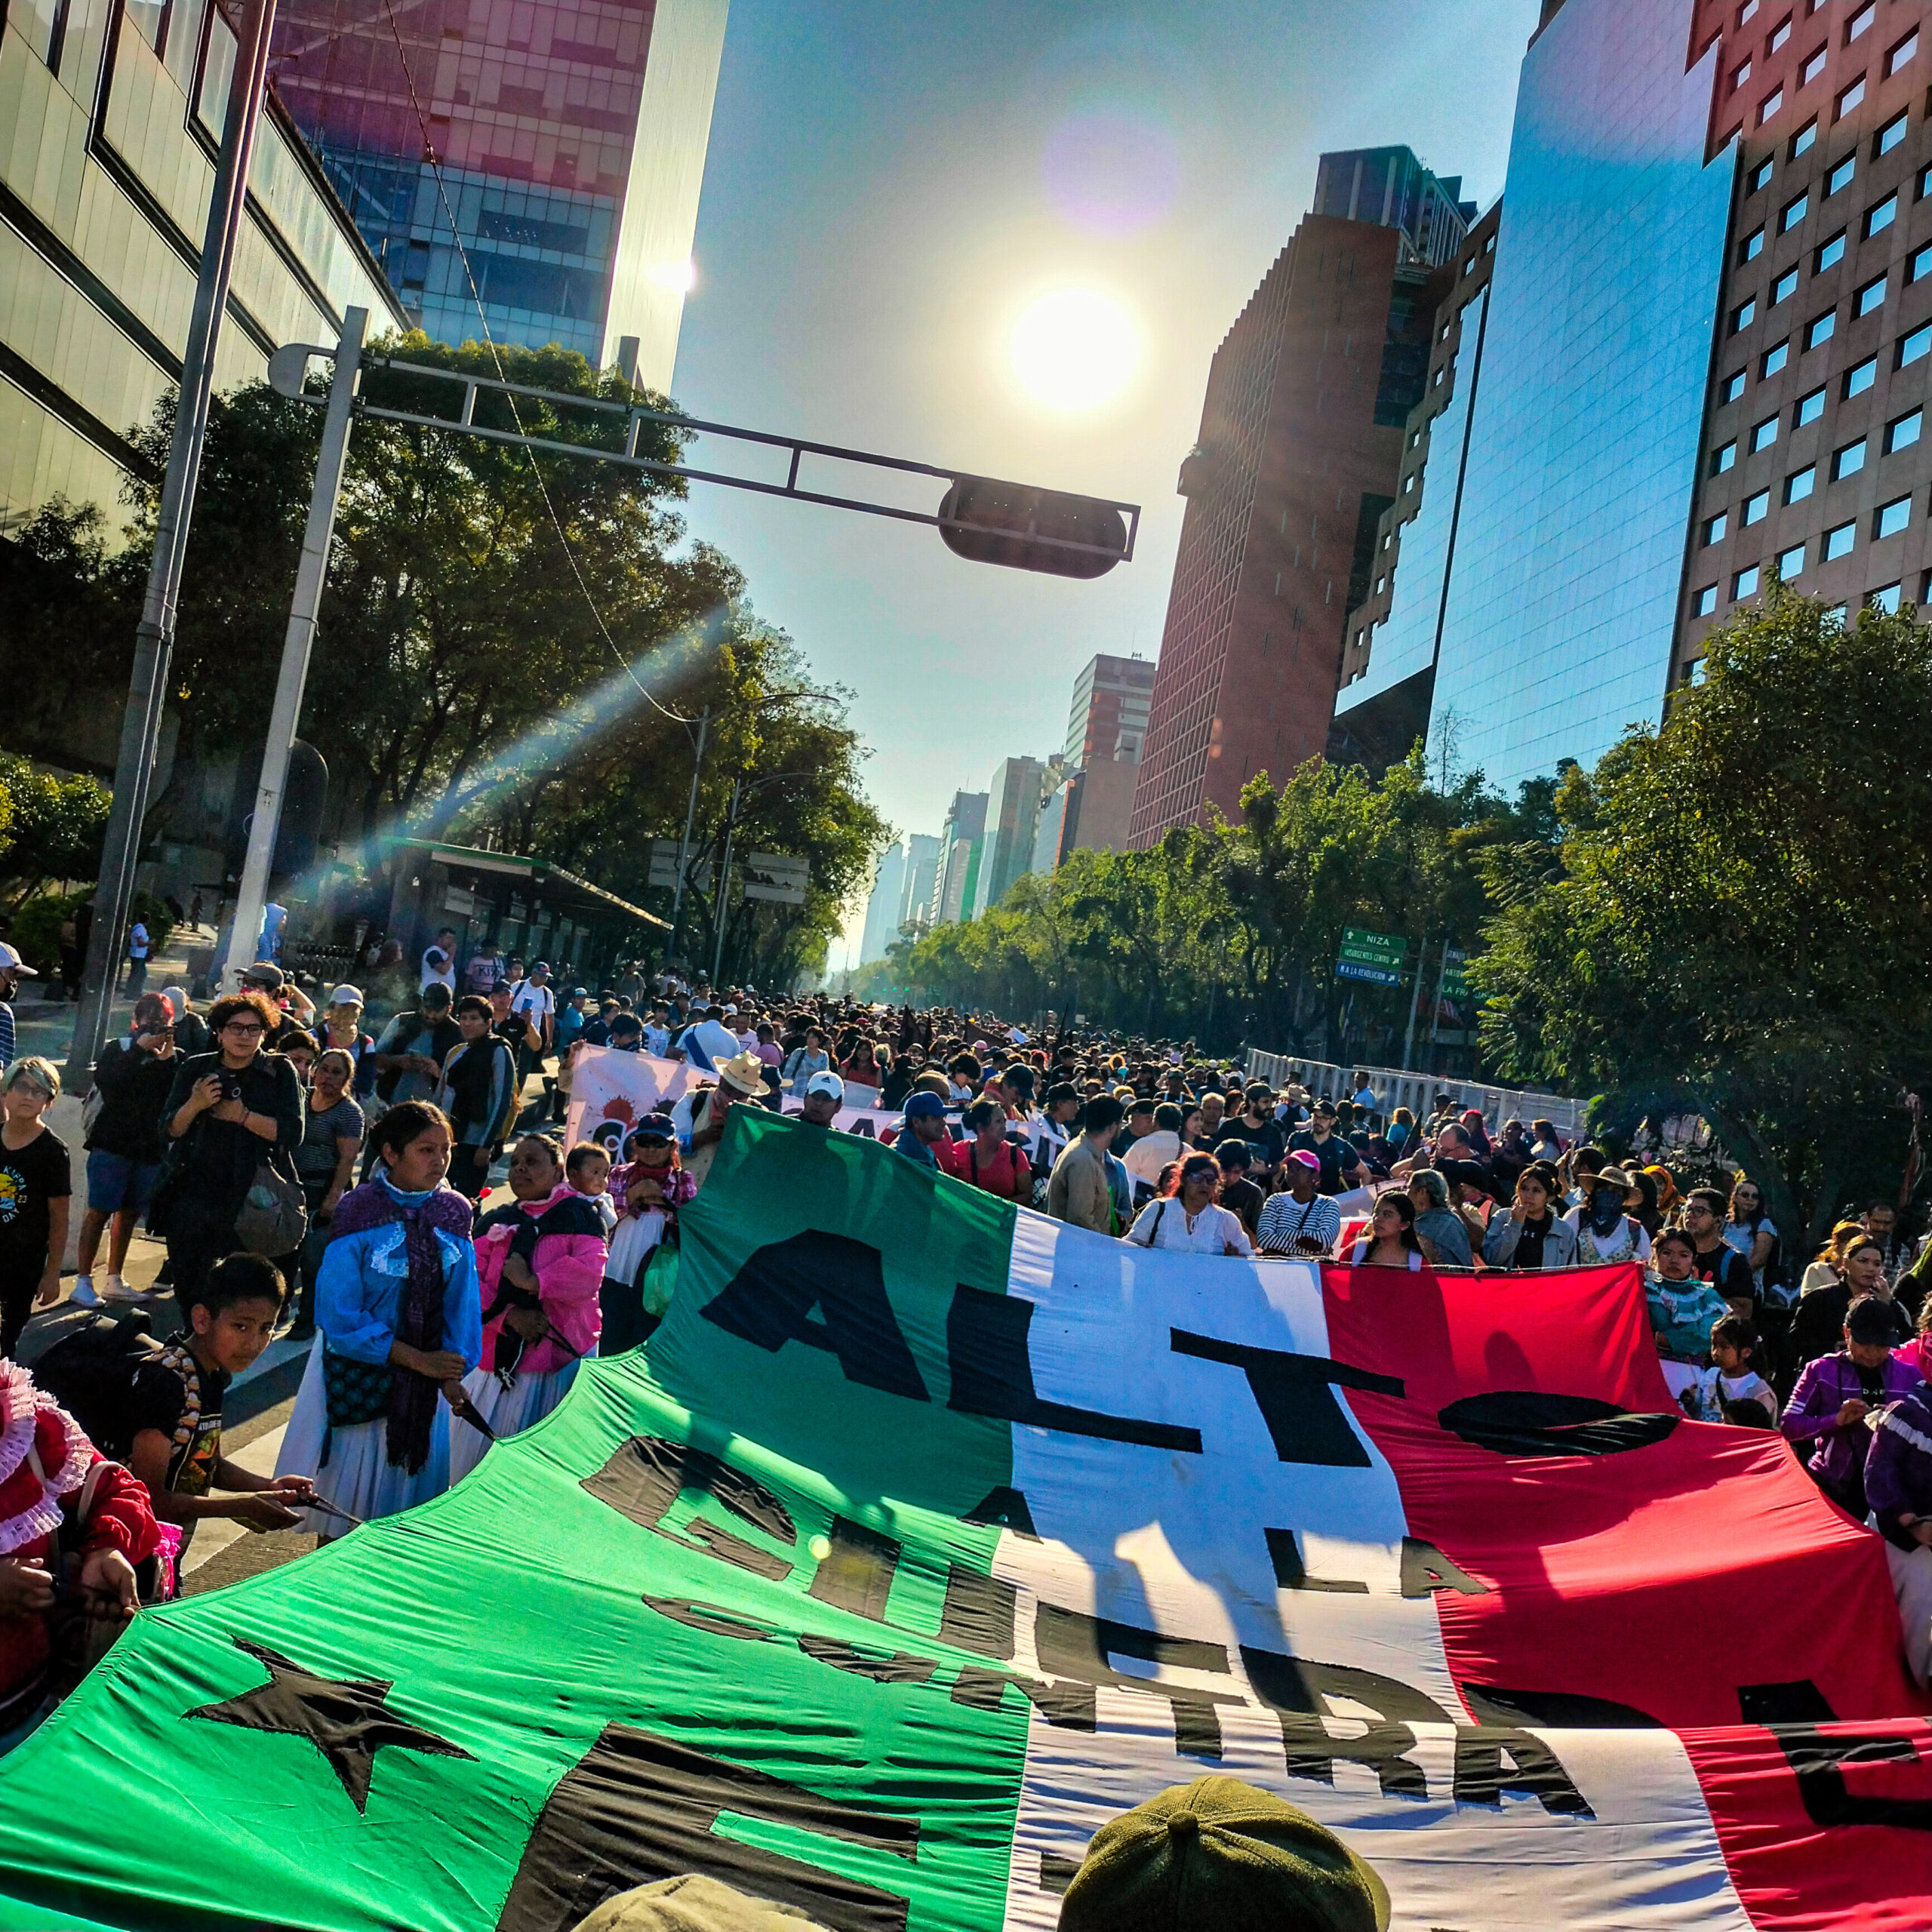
[32,1309,167,1459]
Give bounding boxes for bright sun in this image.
[1010,289,1137,411]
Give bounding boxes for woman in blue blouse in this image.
[276,1101,481,1529]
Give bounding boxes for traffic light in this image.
[937,478,1130,579]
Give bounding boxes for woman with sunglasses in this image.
[160,990,303,1317]
[1125,1154,1253,1255]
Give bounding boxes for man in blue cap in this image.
[896,1091,950,1168]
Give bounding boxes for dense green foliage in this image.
[863,589,1929,1242]
[0,755,112,912]
[0,336,885,984]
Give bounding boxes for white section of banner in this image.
[774,1099,903,1140]
[1001,1706,1757,1931]
[995,1212,1452,1701]
[565,1046,694,1153]
[988,1212,1758,1930]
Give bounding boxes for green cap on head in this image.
[1059,1777,1389,1932]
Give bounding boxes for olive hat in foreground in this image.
[1060,1775,1391,1932]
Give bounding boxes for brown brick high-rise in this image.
[1131,153,1471,845]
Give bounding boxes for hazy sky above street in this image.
[667,0,1542,969]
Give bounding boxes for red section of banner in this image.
[1678,1719,1932,1929]
[1320,1260,1925,1732]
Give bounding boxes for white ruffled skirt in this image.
[275,1342,452,1531]
[448,1358,580,1484]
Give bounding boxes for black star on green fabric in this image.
[187,1637,474,1814]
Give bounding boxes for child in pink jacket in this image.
[449,1134,606,1481]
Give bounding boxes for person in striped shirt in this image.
[1256,1150,1342,1257]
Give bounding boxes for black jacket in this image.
[88,1035,177,1163]
[161,1050,304,1211]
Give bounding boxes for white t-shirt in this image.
[1127,1198,1254,1255]
[128,922,149,961]
[420,946,455,992]
[511,980,555,1023]
[682,1018,743,1071]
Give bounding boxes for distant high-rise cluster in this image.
[854,654,1153,964]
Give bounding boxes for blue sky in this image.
[666,0,1541,970]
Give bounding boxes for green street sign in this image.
[1339,926,1407,968]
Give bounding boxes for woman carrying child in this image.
[599,1119,696,1353]
[449,1135,605,1481]
[275,1101,480,1527]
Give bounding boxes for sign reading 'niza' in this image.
[1337,925,1407,986]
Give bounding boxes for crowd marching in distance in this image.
[2,937,1931,1749]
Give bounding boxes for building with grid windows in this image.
[1331,0,1932,798]
[1678,0,1932,674]
[1128,151,1473,847]
[268,0,726,383]
[0,0,407,525]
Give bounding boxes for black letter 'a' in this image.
[701,1230,928,1401]
[1454,1727,1593,1817]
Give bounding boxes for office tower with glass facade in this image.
[0,0,406,528]
[931,791,986,926]
[857,841,906,968]
[1129,149,1473,847]
[1063,653,1155,770]
[268,0,727,383]
[897,832,940,939]
[971,755,1051,918]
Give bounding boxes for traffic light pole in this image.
[664,706,709,972]
[64,0,278,1089]
[219,308,368,993]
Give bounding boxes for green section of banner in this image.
[651,1109,1019,1521]
[0,1113,1038,1932]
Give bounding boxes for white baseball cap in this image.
[804,1070,845,1101]
[0,942,36,976]
[328,984,365,1007]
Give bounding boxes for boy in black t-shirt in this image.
[0,1057,72,1357]
[116,1255,313,1562]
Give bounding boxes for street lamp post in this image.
[708,765,817,986]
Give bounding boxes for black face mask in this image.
[1588,1184,1625,1235]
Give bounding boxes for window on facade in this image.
[1855,275,1887,315]
[1847,1,1875,41]
[1900,322,1932,366]
[1740,225,1766,263]
[1866,192,1898,237]
[1796,382,1827,423]
[1805,309,1838,348]
[1833,437,1867,477]
[1885,29,1918,76]
[1911,242,1932,284]
[1752,413,1782,451]
[1870,580,1903,612]
[1407,428,1421,448]
[1777,542,1807,577]
[1787,463,1819,501]
[1817,229,1847,269]
[1733,297,1759,334]
[1750,154,1777,191]
[1829,154,1858,195]
[1402,472,1417,493]
[1801,45,1828,85]
[1886,407,1923,451]
[1773,265,1800,303]
[1769,13,1792,51]
[1876,494,1913,537]
[1694,583,1719,617]
[1735,564,1763,595]
[1877,110,1909,155]
[1705,511,1731,545]
[1744,489,1773,525]
[1723,368,1750,402]
[1838,75,1868,118]
[1783,189,1810,229]
[1713,438,1739,473]
[1741,0,1760,22]
[1921,163,1932,201]
[1824,520,1857,558]
[1844,354,1878,394]
[1764,340,1791,376]
[1484,232,1496,253]
[1760,86,1786,124]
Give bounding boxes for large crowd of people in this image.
[2,957,1932,1754]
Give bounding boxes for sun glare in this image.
[1010,289,1137,411]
